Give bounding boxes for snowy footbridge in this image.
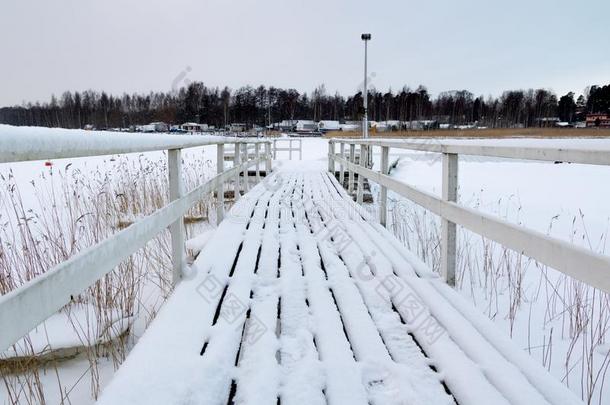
[2,133,609,405]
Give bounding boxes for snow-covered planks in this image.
[276,174,326,404]
[96,184,268,405]
[98,169,583,405]
[320,171,582,405]
[308,173,454,405]
[232,174,286,404]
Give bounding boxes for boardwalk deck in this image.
[97,169,581,405]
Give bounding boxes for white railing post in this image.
[441,152,458,286]
[234,143,241,201]
[265,141,272,174]
[348,143,355,194]
[299,139,303,160]
[255,143,261,182]
[168,148,186,285]
[339,142,345,187]
[289,139,293,160]
[357,144,366,204]
[242,143,249,192]
[328,141,335,174]
[273,139,277,159]
[217,144,225,224]
[380,145,389,226]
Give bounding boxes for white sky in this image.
[1,0,609,106]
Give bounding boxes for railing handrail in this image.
[332,138,610,166]
[0,131,267,163]
[0,134,272,352]
[328,139,610,294]
[272,138,302,160]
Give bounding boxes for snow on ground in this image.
[381,138,610,243]
[1,304,130,358]
[185,227,215,257]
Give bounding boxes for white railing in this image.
[273,138,302,160]
[0,131,272,352]
[329,139,610,293]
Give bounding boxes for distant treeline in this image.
[1,83,609,130]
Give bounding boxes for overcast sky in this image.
[1,0,609,106]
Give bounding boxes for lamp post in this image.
[361,33,371,168]
[361,33,371,140]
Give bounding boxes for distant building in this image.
[278,120,296,131]
[318,120,341,132]
[574,121,587,128]
[339,122,360,131]
[295,120,317,133]
[536,117,560,127]
[181,123,207,132]
[373,120,401,132]
[136,122,168,132]
[268,120,317,133]
[150,122,169,132]
[228,123,247,132]
[586,113,610,128]
[404,120,438,130]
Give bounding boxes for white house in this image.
[150,122,169,132]
[317,120,340,132]
[339,123,360,131]
[374,120,401,131]
[295,120,317,133]
[136,122,169,132]
[278,120,296,131]
[181,123,207,132]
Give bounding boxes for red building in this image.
[586,113,610,128]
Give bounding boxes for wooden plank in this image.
[216,144,225,223]
[191,186,274,403]
[242,143,250,193]
[440,153,458,286]
[306,175,449,404]
[234,173,290,403]
[348,144,355,194]
[168,148,186,285]
[357,145,365,204]
[276,174,326,405]
[293,174,369,405]
[379,145,389,226]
